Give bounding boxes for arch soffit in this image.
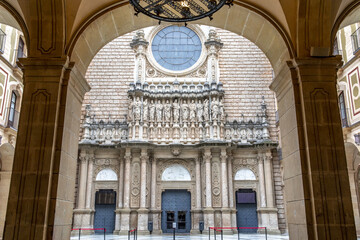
[68,1,294,78]
[0,2,29,49]
[331,0,360,53]
[345,142,360,171]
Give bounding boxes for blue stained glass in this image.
[152,26,202,71]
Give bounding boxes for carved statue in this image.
[211,97,219,120]
[164,99,172,122]
[128,96,134,122]
[189,99,196,122]
[85,105,92,124]
[203,99,209,122]
[196,99,203,122]
[134,97,141,121]
[143,98,148,121]
[149,99,156,122]
[173,99,180,123]
[181,99,189,121]
[156,99,163,122]
[219,98,225,120]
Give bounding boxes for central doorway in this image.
[94,190,116,234]
[161,190,191,233]
[236,189,258,233]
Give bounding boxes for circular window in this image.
[151,26,202,71]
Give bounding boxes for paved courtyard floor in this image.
[70,233,289,240]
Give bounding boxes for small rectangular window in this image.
[351,27,360,54]
[0,29,6,53]
[95,190,116,205]
[339,91,348,128]
[17,37,24,60]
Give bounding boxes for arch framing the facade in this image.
[67,1,294,77]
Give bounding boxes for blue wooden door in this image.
[161,190,191,233]
[236,190,258,233]
[94,190,116,234]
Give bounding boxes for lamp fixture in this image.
[130,0,233,23]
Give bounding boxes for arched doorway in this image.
[93,168,118,234]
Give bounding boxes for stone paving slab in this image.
[70,234,289,240]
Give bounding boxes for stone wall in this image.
[82,26,276,141]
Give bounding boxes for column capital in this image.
[203,148,212,162]
[220,148,227,163]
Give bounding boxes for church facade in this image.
[72,25,285,235]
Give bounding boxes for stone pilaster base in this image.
[203,208,215,234]
[119,208,131,233]
[191,209,203,232]
[73,209,95,230]
[137,208,149,234]
[221,208,233,234]
[258,207,280,234]
[150,209,162,233]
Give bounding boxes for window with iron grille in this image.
[95,190,116,205]
[351,27,360,54]
[0,29,6,53]
[339,91,348,128]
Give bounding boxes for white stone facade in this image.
[73,25,285,235]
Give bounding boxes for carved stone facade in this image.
[73,25,285,235]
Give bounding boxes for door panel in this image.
[236,190,258,234]
[161,190,191,233]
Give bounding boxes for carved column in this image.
[264,152,274,208]
[220,148,231,230]
[83,150,95,227]
[137,148,149,233]
[270,57,356,239]
[150,157,160,233]
[227,151,236,229]
[120,148,132,231]
[130,30,149,83]
[203,148,214,230]
[4,58,90,239]
[78,151,88,209]
[192,157,202,233]
[115,150,124,234]
[257,153,266,208]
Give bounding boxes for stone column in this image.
[227,151,236,230]
[78,151,88,209]
[4,59,90,239]
[270,57,356,239]
[137,148,149,234]
[120,148,132,232]
[220,148,231,230]
[264,152,274,208]
[203,148,214,231]
[257,153,266,208]
[191,157,202,233]
[150,157,160,233]
[83,150,94,228]
[115,150,124,234]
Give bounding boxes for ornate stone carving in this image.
[131,162,141,207]
[212,161,221,207]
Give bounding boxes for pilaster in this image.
[271,57,356,239]
[137,148,149,234]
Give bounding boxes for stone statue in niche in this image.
[211,97,219,120]
[197,99,203,122]
[189,99,196,122]
[164,100,172,122]
[203,99,209,122]
[173,99,180,123]
[219,98,225,120]
[181,99,189,122]
[85,105,91,124]
[156,99,163,122]
[134,97,142,121]
[143,98,149,121]
[128,96,134,122]
[149,99,156,122]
